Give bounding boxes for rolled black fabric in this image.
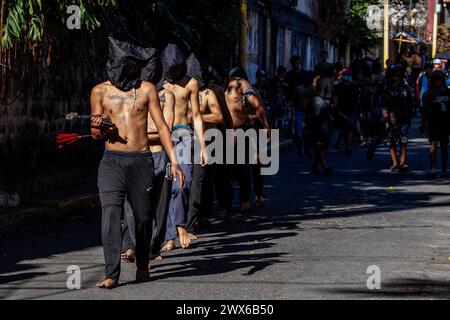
[186,53,205,86]
[161,44,187,83]
[141,52,163,85]
[106,36,159,91]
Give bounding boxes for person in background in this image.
[290,75,315,162]
[286,55,308,100]
[269,66,289,129]
[335,68,360,156]
[311,76,334,176]
[422,71,450,179]
[417,63,433,115]
[433,59,443,72]
[382,66,413,173]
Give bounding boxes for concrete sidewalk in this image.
[0,185,99,236]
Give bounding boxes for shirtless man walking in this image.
[161,44,207,251]
[225,67,271,212]
[185,54,224,234]
[121,88,175,262]
[91,38,183,289]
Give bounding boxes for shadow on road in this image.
[1,120,449,300]
[325,278,450,299]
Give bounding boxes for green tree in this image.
[339,0,379,55]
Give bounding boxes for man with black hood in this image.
[225,66,271,212]
[422,71,450,179]
[185,54,224,234]
[91,37,184,289]
[161,44,207,252]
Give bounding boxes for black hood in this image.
[186,53,205,87]
[161,44,187,83]
[106,37,156,91]
[228,66,249,81]
[140,51,163,85]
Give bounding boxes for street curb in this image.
[0,140,294,236]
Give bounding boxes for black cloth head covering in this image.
[106,36,157,91]
[228,66,249,81]
[161,44,187,83]
[186,53,205,87]
[140,51,163,85]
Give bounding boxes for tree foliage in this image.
[1,0,118,48]
[339,0,379,54]
[0,0,241,68]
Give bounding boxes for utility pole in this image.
[383,0,389,68]
[345,0,352,66]
[240,0,249,72]
[432,0,441,58]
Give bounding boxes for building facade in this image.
[244,0,338,83]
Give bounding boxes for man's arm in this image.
[90,86,106,140]
[189,78,207,165]
[247,94,271,132]
[147,84,184,185]
[201,90,224,125]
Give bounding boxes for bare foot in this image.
[161,240,176,252]
[151,253,163,261]
[188,233,198,241]
[121,249,136,263]
[136,270,151,283]
[177,227,192,249]
[96,279,118,290]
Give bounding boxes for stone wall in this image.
[0,31,108,196]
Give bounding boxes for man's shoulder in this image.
[140,81,157,92]
[92,81,110,94]
[186,76,200,89]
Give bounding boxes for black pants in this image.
[231,163,252,204]
[215,163,233,212]
[122,152,172,256]
[251,163,264,198]
[150,152,172,255]
[187,164,215,231]
[98,151,154,282]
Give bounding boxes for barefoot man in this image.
[149,88,176,260]
[225,67,271,212]
[185,54,224,235]
[92,37,184,289]
[161,44,207,252]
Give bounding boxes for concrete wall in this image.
[0,33,107,196]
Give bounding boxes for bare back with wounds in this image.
[226,79,246,128]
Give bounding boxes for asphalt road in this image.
[1,121,450,300]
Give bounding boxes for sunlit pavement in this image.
[1,119,450,300]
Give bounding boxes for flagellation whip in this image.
[56,113,116,149]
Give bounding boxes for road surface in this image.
[1,123,450,300]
